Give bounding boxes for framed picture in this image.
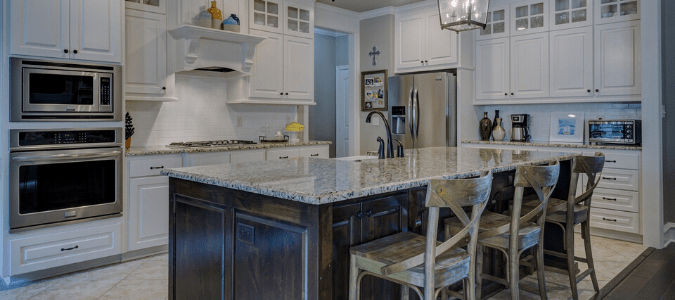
[550,112,584,143]
[361,70,388,111]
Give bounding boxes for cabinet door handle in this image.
[602,177,617,180]
[421,60,424,64]
[310,154,319,157]
[150,166,164,170]
[602,197,617,201]
[279,156,289,159]
[505,93,508,96]
[285,92,289,95]
[64,49,69,53]
[356,212,363,218]
[511,93,514,95]
[61,245,79,251]
[602,218,617,222]
[587,89,591,93]
[606,160,617,163]
[162,87,166,90]
[424,60,428,63]
[596,89,600,92]
[364,210,372,217]
[73,49,78,54]
[280,92,283,95]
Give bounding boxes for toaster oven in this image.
[588,119,641,145]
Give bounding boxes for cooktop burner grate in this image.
[168,140,257,147]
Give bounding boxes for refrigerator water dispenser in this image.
[391,106,406,134]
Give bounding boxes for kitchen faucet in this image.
[365,111,396,158]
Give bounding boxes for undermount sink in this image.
[334,155,379,162]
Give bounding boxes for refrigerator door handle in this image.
[408,87,415,141]
[414,87,420,141]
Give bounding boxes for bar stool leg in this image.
[401,285,409,300]
[582,222,600,292]
[536,242,548,300]
[475,245,484,300]
[509,247,520,300]
[349,254,359,300]
[566,222,579,300]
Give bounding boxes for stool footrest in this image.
[576,268,595,283]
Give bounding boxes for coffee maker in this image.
[511,114,531,142]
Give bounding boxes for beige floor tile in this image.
[98,278,167,300]
[150,253,168,263]
[0,277,61,300]
[29,277,121,300]
[127,260,168,281]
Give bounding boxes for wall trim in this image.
[314,2,360,18]
[314,28,347,37]
[664,223,675,247]
[358,6,396,20]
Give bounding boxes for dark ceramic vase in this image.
[479,112,492,141]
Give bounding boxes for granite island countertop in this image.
[161,147,577,205]
[125,140,332,156]
[461,140,642,151]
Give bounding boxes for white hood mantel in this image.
[169,25,266,75]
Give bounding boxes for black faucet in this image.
[394,139,404,158]
[366,111,395,158]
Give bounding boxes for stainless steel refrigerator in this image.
[388,72,457,149]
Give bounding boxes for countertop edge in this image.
[461,140,642,151]
[126,141,333,156]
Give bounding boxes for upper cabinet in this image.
[249,0,313,38]
[11,0,122,63]
[125,0,165,14]
[395,5,459,73]
[550,0,592,30]
[125,9,167,97]
[594,21,641,96]
[510,32,549,99]
[511,0,549,36]
[475,38,510,100]
[477,4,511,40]
[250,0,283,34]
[550,26,594,97]
[284,2,313,39]
[595,0,639,25]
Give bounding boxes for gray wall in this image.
[662,0,675,223]
[359,15,395,154]
[336,35,349,66]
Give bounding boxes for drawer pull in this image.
[602,177,617,180]
[364,210,373,217]
[61,245,79,251]
[602,197,617,201]
[279,156,289,159]
[310,154,319,157]
[150,166,164,170]
[356,212,363,218]
[602,218,617,222]
[606,160,617,163]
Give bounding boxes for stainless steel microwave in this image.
[588,119,642,145]
[10,57,122,121]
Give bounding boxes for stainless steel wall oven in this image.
[10,128,123,231]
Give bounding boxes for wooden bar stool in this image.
[520,153,605,300]
[348,171,493,300]
[445,160,560,300]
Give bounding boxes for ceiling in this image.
[316,0,426,13]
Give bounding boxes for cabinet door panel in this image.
[283,1,313,39]
[69,0,122,63]
[11,0,70,58]
[550,27,593,98]
[550,0,592,30]
[128,176,169,251]
[249,0,283,34]
[594,21,641,96]
[231,149,266,163]
[475,38,510,100]
[284,36,313,100]
[426,13,458,67]
[511,0,549,36]
[510,32,549,99]
[250,30,284,99]
[396,13,426,70]
[477,4,511,40]
[331,203,362,300]
[125,10,167,96]
[594,0,640,25]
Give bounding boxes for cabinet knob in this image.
[364,210,372,217]
[356,212,363,218]
[73,49,78,54]
[280,92,283,95]
[587,89,591,93]
[596,89,599,92]
[424,60,428,63]
[162,87,166,90]
[285,92,289,95]
[511,93,514,95]
[505,93,508,96]
[421,61,424,64]
[64,49,69,53]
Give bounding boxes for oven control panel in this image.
[18,130,118,146]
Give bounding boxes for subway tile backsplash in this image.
[126,74,298,147]
[475,103,641,143]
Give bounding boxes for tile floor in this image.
[0,234,646,300]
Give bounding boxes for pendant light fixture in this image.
[438,0,490,32]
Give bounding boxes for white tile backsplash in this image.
[475,103,641,142]
[126,74,298,146]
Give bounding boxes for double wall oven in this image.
[9,128,123,231]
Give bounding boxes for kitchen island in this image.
[161,147,577,300]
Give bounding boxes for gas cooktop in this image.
[167,140,257,148]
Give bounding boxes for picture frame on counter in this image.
[550,112,584,143]
[361,70,388,111]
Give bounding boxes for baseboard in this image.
[574,226,643,244]
[663,222,675,248]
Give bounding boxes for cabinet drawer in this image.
[187,152,231,167]
[589,208,639,234]
[266,148,300,160]
[583,151,640,170]
[586,168,639,191]
[299,146,329,158]
[10,223,122,275]
[231,149,266,164]
[129,155,182,178]
[590,188,639,213]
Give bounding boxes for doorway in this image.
[336,65,349,157]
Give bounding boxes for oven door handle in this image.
[12,151,122,162]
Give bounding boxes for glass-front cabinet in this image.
[284,2,313,38]
[551,0,592,29]
[511,0,549,36]
[125,0,164,14]
[477,4,510,40]
[250,0,283,34]
[594,0,639,25]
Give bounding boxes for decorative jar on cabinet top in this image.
[492,117,506,141]
[479,111,492,141]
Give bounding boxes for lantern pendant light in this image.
[438,0,490,32]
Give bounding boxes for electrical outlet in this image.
[236,116,243,127]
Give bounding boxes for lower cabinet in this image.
[128,176,170,251]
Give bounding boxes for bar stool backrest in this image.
[570,153,605,208]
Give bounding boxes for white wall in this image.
[126,74,297,147]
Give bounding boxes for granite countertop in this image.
[461,140,642,151]
[125,140,332,156]
[161,147,576,205]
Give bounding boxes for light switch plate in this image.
[372,116,380,126]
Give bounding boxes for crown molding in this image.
[314,2,360,18]
[358,6,396,20]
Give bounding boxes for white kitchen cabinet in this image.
[589,207,640,234]
[511,0,549,36]
[475,38,510,100]
[231,149,266,163]
[187,152,231,167]
[395,8,459,72]
[425,12,458,67]
[284,35,313,100]
[128,155,182,177]
[594,21,641,96]
[284,1,313,39]
[594,0,639,25]
[125,9,167,96]
[510,32,549,99]
[550,26,593,98]
[477,4,511,40]
[396,13,426,70]
[250,0,283,34]
[266,148,300,160]
[128,176,169,251]
[10,0,122,63]
[249,30,284,99]
[298,146,329,159]
[550,0,592,30]
[125,0,165,14]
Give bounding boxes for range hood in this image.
[169,25,266,75]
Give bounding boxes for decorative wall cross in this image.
[368,47,380,66]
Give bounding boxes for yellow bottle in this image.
[208,1,222,20]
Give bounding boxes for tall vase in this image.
[492,110,500,131]
[492,117,506,141]
[479,112,492,141]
